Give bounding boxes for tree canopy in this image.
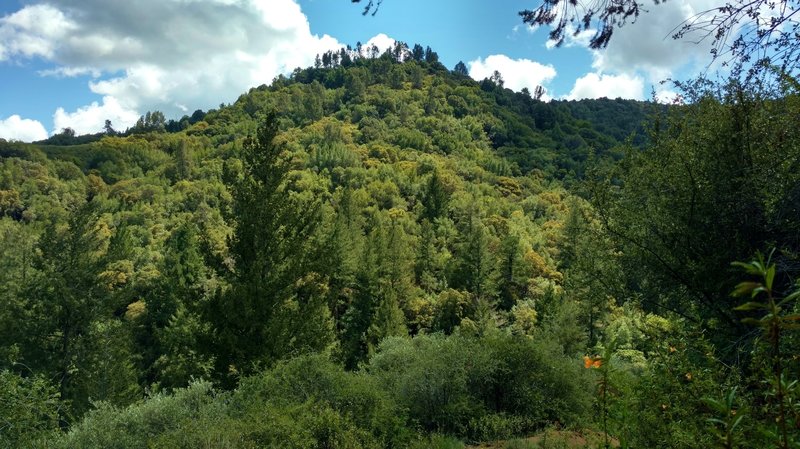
[1,40,799,448]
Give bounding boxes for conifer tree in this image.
[21,202,124,424]
[453,61,469,76]
[145,222,213,388]
[209,114,333,380]
[451,214,498,302]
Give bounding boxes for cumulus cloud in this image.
[0,4,77,61]
[0,0,347,132]
[654,88,685,104]
[365,33,397,53]
[589,0,720,80]
[468,55,557,98]
[566,72,645,100]
[53,96,141,135]
[536,0,722,100]
[0,115,49,142]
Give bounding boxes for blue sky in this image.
[0,0,717,141]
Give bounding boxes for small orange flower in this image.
[669,346,677,353]
[583,355,602,369]
[685,372,693,381]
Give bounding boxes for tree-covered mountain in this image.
[1,44,798,449]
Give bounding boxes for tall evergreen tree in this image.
[421,170,450,222]
[209,114,333,381]
[143,222,213,388]
[451,214,498,302]
[411,43,425,61]
[453,61,469,76]
[20,202,125,425]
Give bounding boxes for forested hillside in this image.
[1,45,798,449]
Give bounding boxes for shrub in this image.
[0,370,60,448]
[368,332,592,440]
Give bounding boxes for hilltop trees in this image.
[354,0,800,71]
[453,61,469,76]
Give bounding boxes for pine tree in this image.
[453,61,469,76]
[21,202,120,425]
[451,214,498,302]
[145,222,213,388]
[209,114,333,380]
[421,170,450,222]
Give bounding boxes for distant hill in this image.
[0,45,660,448]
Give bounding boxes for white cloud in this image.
[512,24,538,34]
[364,33,396,54]
[531,0,721,91]
[0,115,49,142]
[0,4,77,61]
[468,54,557,98]
[566,72,645,100]
[38,66,102,78]
[53,96,140,135]
[546,25,595,49]
[654,88,684,104]
[589,0,720,80]
[0,0,347,133]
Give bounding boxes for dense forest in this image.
[1,43,798,448]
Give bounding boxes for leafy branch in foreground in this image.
[702,387,746,449]
[732,251,800,449]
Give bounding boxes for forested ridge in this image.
[1,45,798,449]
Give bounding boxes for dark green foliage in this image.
[128,111,167,134]
[421,170,450,221]
[589,79,800,345]
[340,211,411,368]
[16,202,134,423]
[453,61,469,77]
[209,114,333,379]
[50,335,592,447]
[450,216,498,302]
[0,370,60,448]
[52,355,408,449]
[144,222,215,389]
[368,333,592,441]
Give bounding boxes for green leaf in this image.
[741,317,765,327]
[733,301,765,312]
[732,282,760,298]
[731,261,763,276]
[784,288,800,302]
[765,264,775,290]
[731,414,744,430]
[702,397,725,412]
